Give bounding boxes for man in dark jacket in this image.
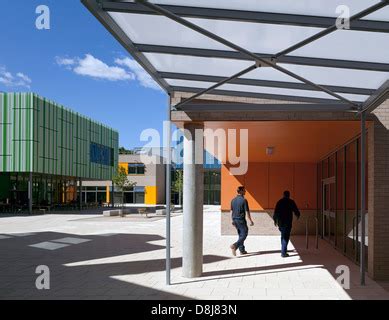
[230,186,254,256]
[273,191,300,257]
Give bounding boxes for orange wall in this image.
[221,162,317,211]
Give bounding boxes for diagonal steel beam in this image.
[135,0,360,107]
[172,86,360,106]
[360,80,389,113]
[102,1,389,33]
[160,72,375,96]
[275,1,389,58]
[136,44,389,73]
[178,102,355,113]
[174,64,258,109]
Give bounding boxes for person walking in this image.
[273,190,300,257]
[230,186,254,256]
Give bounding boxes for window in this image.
[90,143,114,166]
[128,163,145,175]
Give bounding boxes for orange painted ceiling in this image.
[204,121,368,163]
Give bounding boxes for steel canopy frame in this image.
[82,0,389,288]
[160,72,375,96]
[95,0,389,109]
[135,44,389,73]
[81,0,172,93]
[101,1,389,33]
[134,0,363,108]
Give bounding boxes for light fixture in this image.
[266,146,275,156]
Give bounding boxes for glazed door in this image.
[322,177,336,244]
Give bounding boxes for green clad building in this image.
[0,92,118,212]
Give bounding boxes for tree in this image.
[112,166,136,208]
[172,169,183,207]
[118,147,135,155]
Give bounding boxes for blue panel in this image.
[90,143,113,166]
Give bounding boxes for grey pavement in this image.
[0,206,388,300]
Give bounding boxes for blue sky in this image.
[0,0,167,149]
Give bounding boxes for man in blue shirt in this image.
[230,186,254,256]
[273,191,300,257]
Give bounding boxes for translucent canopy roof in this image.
[82,0,389,112]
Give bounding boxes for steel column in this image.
[28,172,33,214]
[79,179,83,210]
[111,181,115,208]
[360,111,367,286]
[166,99,172,285]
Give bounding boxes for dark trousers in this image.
[279,225,292,256]
[233,218,248,252]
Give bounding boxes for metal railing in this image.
[306,217,319,249]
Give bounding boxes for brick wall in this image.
[369,99,389,280]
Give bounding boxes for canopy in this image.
[82,0,389,112]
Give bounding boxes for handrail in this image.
[306,216,319,249]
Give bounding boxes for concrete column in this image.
[182,122,204,278]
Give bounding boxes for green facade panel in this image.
[0,93,118,180]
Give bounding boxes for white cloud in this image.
[56,54,162,91]
[74,54,134,81]
[0,67,32,88]
[55,56,75,66]
[16,73,32,84]
[115,57,161,91]
[56,54,134,82]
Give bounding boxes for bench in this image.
[103,209,121,217]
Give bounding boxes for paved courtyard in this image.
[0,206,388,300]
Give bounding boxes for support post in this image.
[183,122,204,278]
[360,111,367,286]
[28,172,33,214]
[165,102,172,285]
[79,179,83,210]
[111,181,115,208]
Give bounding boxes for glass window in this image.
[135,192,145,204]
[345,140,357,259]
[134,186,145,192]
[90,143,113,166]
[128,163,146,175]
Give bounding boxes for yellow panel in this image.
[145,186,157,205]
[119,162,128,174]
